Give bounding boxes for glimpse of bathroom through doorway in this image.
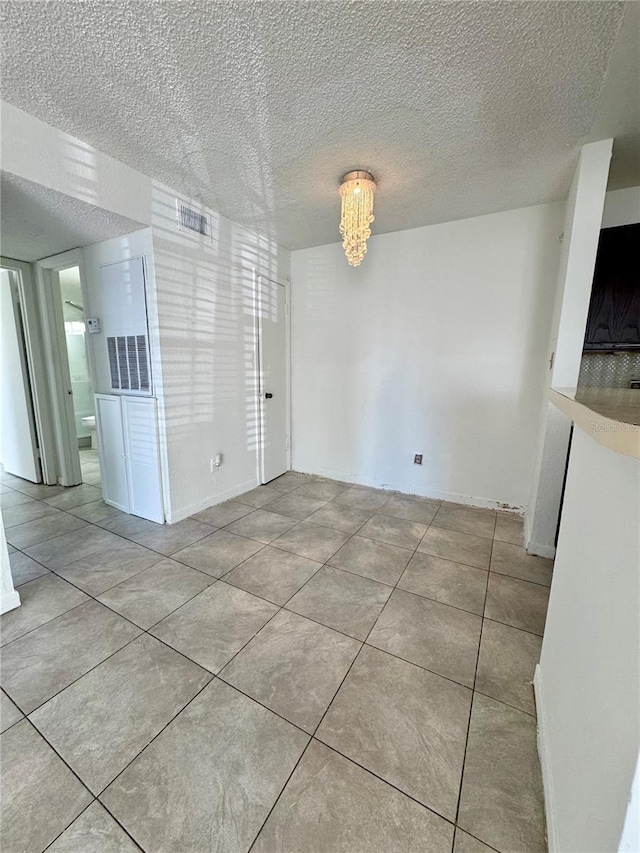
[57,266,102,488]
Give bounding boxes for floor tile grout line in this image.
[214,674,317,739]
[48,798,146,853]
[453,519,497,828]
[476,613,545,640]
[14,623,146,718]
[313,736,459,829]
[90,674,219,846]
[20,716,98,817]
[0,599,91,654]
[357,504,434,649]
[471,686,537,719]
[452,826,503,853]
[359,642,476,693]
[379,577,487,617]
[240,638,372,852]
[245,734,315,853]
[51,554,193,599]
[40,799,104,853]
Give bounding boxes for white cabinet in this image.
[95,395,128,512]
[95,394,164,522]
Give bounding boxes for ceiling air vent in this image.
[178,203,208,236]
[107,335,151,393]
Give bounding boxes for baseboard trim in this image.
[292,465,525,513]
[527,540,556,559]
[166,478,259,523]
[0,588,21,615]
[534,664,559,853]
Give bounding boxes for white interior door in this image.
[0,270,40,482]
[257,276,288,483]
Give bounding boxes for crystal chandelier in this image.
[339,170,376,267]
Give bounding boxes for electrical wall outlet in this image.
[414,454,423,465]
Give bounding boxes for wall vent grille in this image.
[178,204,208,236]
[107,335,150,392]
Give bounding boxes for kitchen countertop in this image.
[550,387,640,460]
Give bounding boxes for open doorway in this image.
[0,170,150,507]
[57,265,101,489]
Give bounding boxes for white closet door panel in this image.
[122,396,164,523]
[0,275,40,482]
[94,394,129,512]
[258,277,288,484]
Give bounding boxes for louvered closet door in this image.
[122,396,164,523]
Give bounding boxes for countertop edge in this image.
[549,388,640,461]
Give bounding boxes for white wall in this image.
[602,185,640,228]
[150,188,289,519]
[1,101,290,522]
[619,755,640,853]
[526,140,612,556]
[291,203,562,508]
[535,426,640,852]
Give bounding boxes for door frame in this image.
[256,273,291,484]
[0,257,57,483]
[35,249,88,486]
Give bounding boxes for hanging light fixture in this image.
[339,170,376,267]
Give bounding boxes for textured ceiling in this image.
[0,172,145,262]
[588,1,640,191]
[0,1,634,250]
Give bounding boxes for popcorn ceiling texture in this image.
[0,1,626,249]
[0,172,144,261]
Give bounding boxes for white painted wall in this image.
[619,755,640,853]
[535,426,640,853]
[0,511,20,615]
[1,101,290,522]
[150,187,289,520]
[291,203,562,508]
[602,185,640,228]
[526,140,612,555]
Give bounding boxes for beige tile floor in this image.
[0,467,551,853]
[79,447,102,488]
